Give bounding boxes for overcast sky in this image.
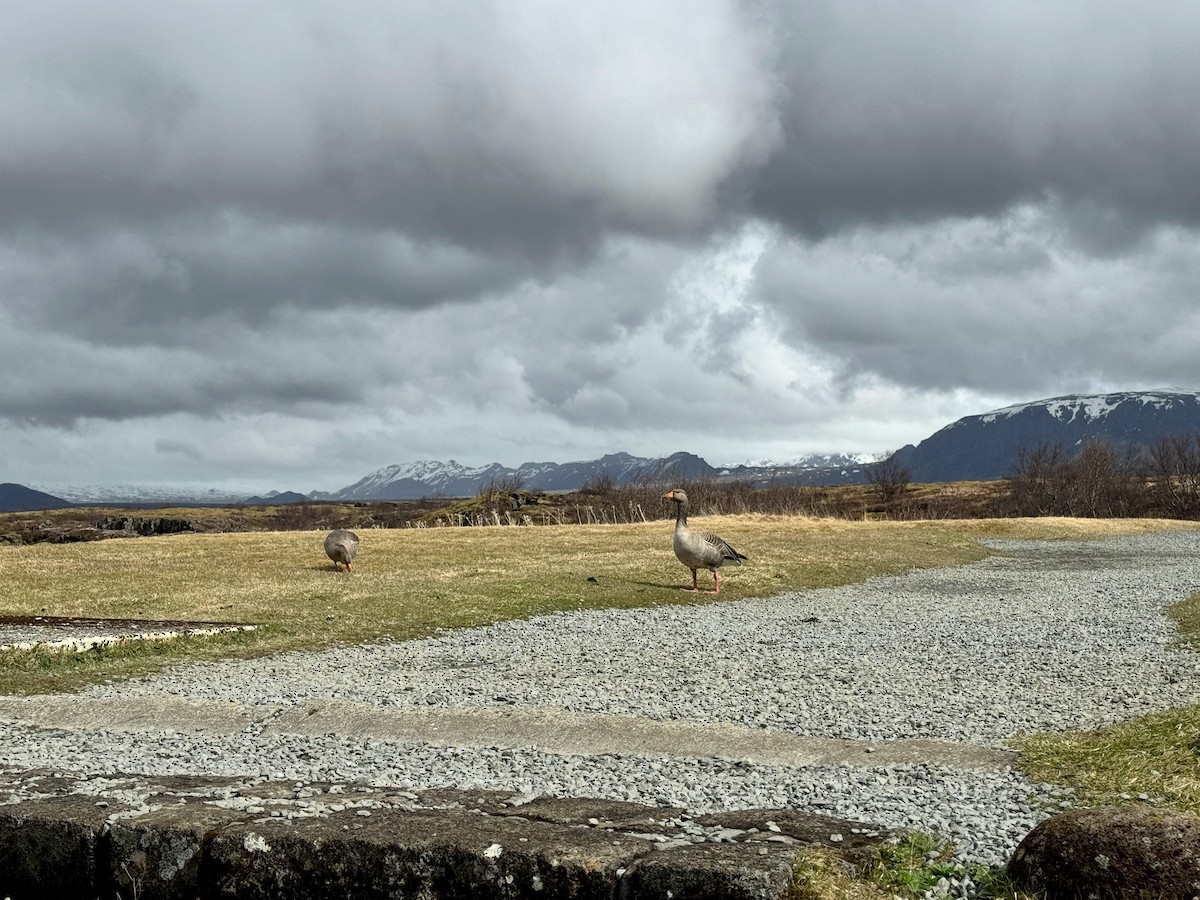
[4,1,1200,494]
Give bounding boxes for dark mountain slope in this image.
[892,391,1200,482]
[0,483,74,512]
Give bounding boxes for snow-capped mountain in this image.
[332,460,512,501]
[714,452,876,487]
[331,452,720,500]
[977,390,1193,425]
[892,390,1200,482]
[326,449,890,500]
[728,453,876,470]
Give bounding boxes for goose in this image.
[324,529,360,572]
[661,489,747,593]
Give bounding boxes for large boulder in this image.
[1008,805,1200,899]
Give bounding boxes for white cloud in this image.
[754,204,1200,394]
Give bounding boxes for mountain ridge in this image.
[325,451,725,501]
[892,389,1200,482]
[322,450,884,501]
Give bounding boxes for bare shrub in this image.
[1066,441,1147,518]
[475,471,531,514]
[579,472,617,498]
[274,502,324,530]
[1004,442,1070,516]
[479,471,524,498]
[1002,440,1148,518]
[1150,434,1200,519]
[866,452,912,504]
[887,494,981,520]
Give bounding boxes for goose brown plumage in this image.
[662,488,747,593]
[324,529,360,572]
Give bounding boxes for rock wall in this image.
[0,771,889,900]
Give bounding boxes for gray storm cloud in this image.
[754,1,1200,237]
[2,0,1199,488]
[6,2,1197,256]
[0,1,779,244]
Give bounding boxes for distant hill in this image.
[892,390,1200,482]
[240,491,311,506]
[0,483,74,512]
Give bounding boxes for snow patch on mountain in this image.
[343,460,496,492]
[727,453,874,469]
[979,390,1199,424]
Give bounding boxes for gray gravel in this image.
[4,530,1200,873]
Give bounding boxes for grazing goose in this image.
[661,489,747,594]
[324,529,360,572]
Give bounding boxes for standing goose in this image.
[661,489,747,594]
[324,529,360,572]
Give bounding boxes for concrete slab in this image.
[271,700,1018,770]
[0,695,1016,771]
[0,696,259,734]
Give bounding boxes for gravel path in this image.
[3,530,1200,872]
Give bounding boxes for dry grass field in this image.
[0,514,1192,695]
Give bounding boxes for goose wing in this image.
[698,529,748,566]
[677,524,747,569]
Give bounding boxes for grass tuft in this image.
[1018,706,1200,814]
[788,833,1040,900]
[1168,591,1200,651]
[862,833,960,895]
[789,849,898,900]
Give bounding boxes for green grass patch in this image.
[1168,590,1200,651]
[1018,706,1200,815]
[789,833,1041,900]
[0,515,1192,696]
[863,833,960,895]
